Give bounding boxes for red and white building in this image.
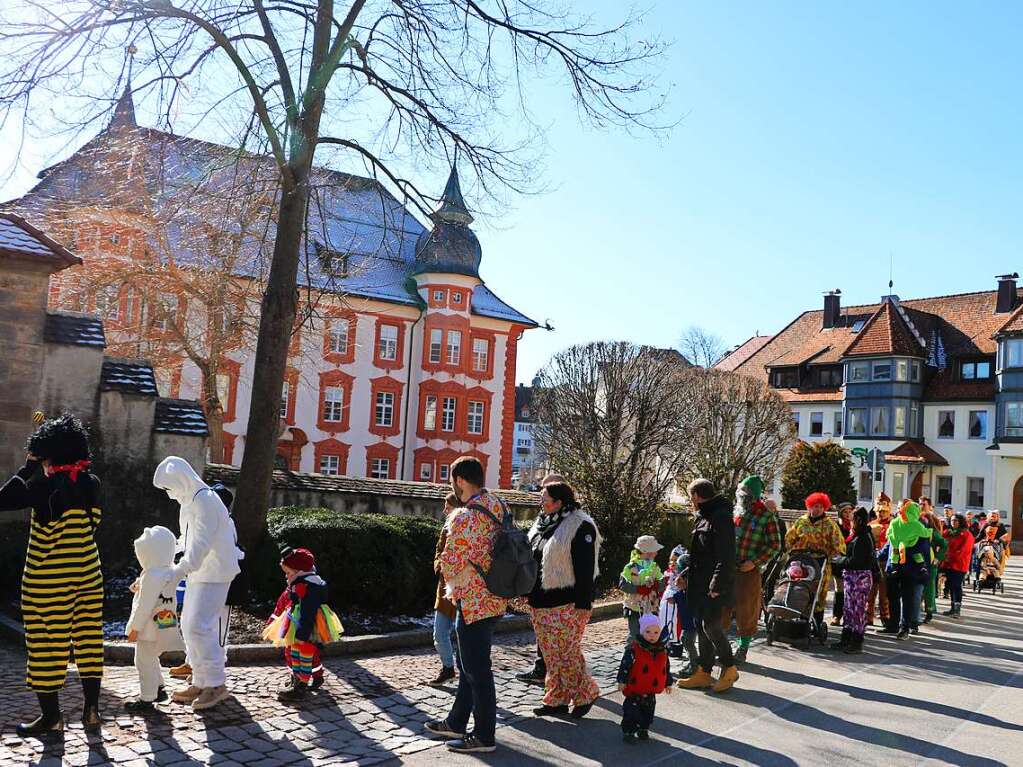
[8,89,537,488]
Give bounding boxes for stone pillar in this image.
[0,260,51,476]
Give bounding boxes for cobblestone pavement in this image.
[0,616,629,766]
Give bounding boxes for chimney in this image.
[996,273,1018,314]
[823,289,842,329]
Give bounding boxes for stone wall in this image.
[0,260,50,475]
[39,344,104,428]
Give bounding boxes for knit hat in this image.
[634,535,663,554]
[638,614,660,634]
[805,492,832,511]
[740,475,765,500]
[281,547,315,572]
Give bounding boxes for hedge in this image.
[250,507,443,615]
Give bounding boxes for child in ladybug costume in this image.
[616,613,674,742]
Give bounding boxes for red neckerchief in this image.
[48,460,91,482]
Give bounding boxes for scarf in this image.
[533,508,571,542]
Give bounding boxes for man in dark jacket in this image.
[677,478,739,694]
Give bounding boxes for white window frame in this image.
[441,397,457,432]
[936,475,952,506]
[893,471,905,502]
[439,464,450,481]
[371,458,390,480]
[429,328,443,364]
[937,410,955,439]
[420,463,433,481]
[968,410,987,440]
[792,412,800,435]
[872,361,892,381]
[424,395,438,430]
[216,372,231,408]
[834,411,843,437]
[911,360,921,382]
[871,407,889,436]
[329,320,349,355]
[468,401,485,435]
[320,455,340,476]
[849,408,867,435]
[433,289,445,303]
[378,324,399,361]
[452,291,463,305]
[910,402,919,437]
[1007,402,1023,436]
[893,405,907,437]
[279,380,290,420]
[896,360,909,382]
[809,411,824,436]
[375,391,395,427]
[472,338,489,372]
[857,470,873,501]
[967,477,985,509]
[1006,339,1023,369]
[323,385,344,422]
[446,330,462,365]
[848,361,870,382]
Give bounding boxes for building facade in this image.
[511,383,546,489]
[729,280,1023,550]
[7,90,536,489]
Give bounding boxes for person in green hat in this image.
[720,475,784,664]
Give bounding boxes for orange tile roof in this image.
[733,287,1019,403]
[884,441,949,466]
[774,388,844,403]
[845,301,926,358]
[715,335,772,372]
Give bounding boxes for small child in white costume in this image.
[125,526,185,712]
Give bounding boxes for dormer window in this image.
[315,242,349,277]
[452,292,463,305]
[961,360,992,380]
[771,368,798,388]
[433,289,445,302]
[851,320,865,333]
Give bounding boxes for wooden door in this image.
[1012,475,1023,553]
[910,471,924,501]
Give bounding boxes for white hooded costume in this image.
[153,456,242,690]
[128,526,185,700]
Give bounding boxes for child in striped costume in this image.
[0,414,104,737]
[273,547,332,702]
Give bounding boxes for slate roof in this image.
[203,463,540,506]
[0,213,80,268]
[43,311,106,347]
[884,441,949,466]
[10,117,536,327]
[735,287,1023,402]
[715,335,773,371]
[154,398,209,435]
[100,358,158,396]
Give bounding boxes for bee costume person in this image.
[0,414,104,736]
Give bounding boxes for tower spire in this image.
[110,44,137,129]
[433,158,473,226]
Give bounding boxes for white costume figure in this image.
[153,456,243,710]
[127,526,184,704]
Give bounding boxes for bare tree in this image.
[534,342,692,579]
[676,368,794,499]
[0,1,665,549]
[680,325,727,368]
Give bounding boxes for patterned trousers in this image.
[841,570,873,635]
[531,604,599,707]
[22,584,104,692]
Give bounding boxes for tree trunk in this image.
[232,169,310,551]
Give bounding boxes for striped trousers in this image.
[22,583,104,691]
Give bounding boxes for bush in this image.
[781,441,856,510]
[250,508,443,615]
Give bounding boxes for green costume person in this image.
[923,521,947,620]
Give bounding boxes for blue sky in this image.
[4,2,1023,383]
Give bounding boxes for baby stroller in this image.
[764,549,830,649]
[760,552,786,625]
[973,541,1005,595]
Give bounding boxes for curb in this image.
[0,602,624,665]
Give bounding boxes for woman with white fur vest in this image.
[526,482,602,720]
[153,456,243,711]
[125,526,185,711]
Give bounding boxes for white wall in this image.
[922,402,994,511]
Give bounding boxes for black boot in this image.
[17,692,63,737]
[843,633,864,654]
[831,592,845,624]
[429,666,456,687]
[81,678,101,728]
[830,627,851,650]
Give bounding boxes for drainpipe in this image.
[400,305,426,480]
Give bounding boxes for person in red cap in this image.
[272,544,329,701]
[784,492,846,632]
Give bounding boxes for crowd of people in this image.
[2,414,1013,752]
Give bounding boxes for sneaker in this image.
[922,612,933,624]
[309,675,325,691]
[429,666,457,687]
[515,667,546,686]
[533,704,569,717]
[447,735,496,753]
[910,626,920,635]
[169,664,192,679]
[171,685,202,704]
[896,628,909,640]
[637,729,650,740]
[424,719,465,740]
[192,686,230,711]
[941,608,955,616]
[733,645,749,665]
[124,699,156,713]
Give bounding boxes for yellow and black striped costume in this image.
[0,464,104,691]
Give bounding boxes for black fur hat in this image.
[26,413,91,465]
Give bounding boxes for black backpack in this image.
[468,501,538,599]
